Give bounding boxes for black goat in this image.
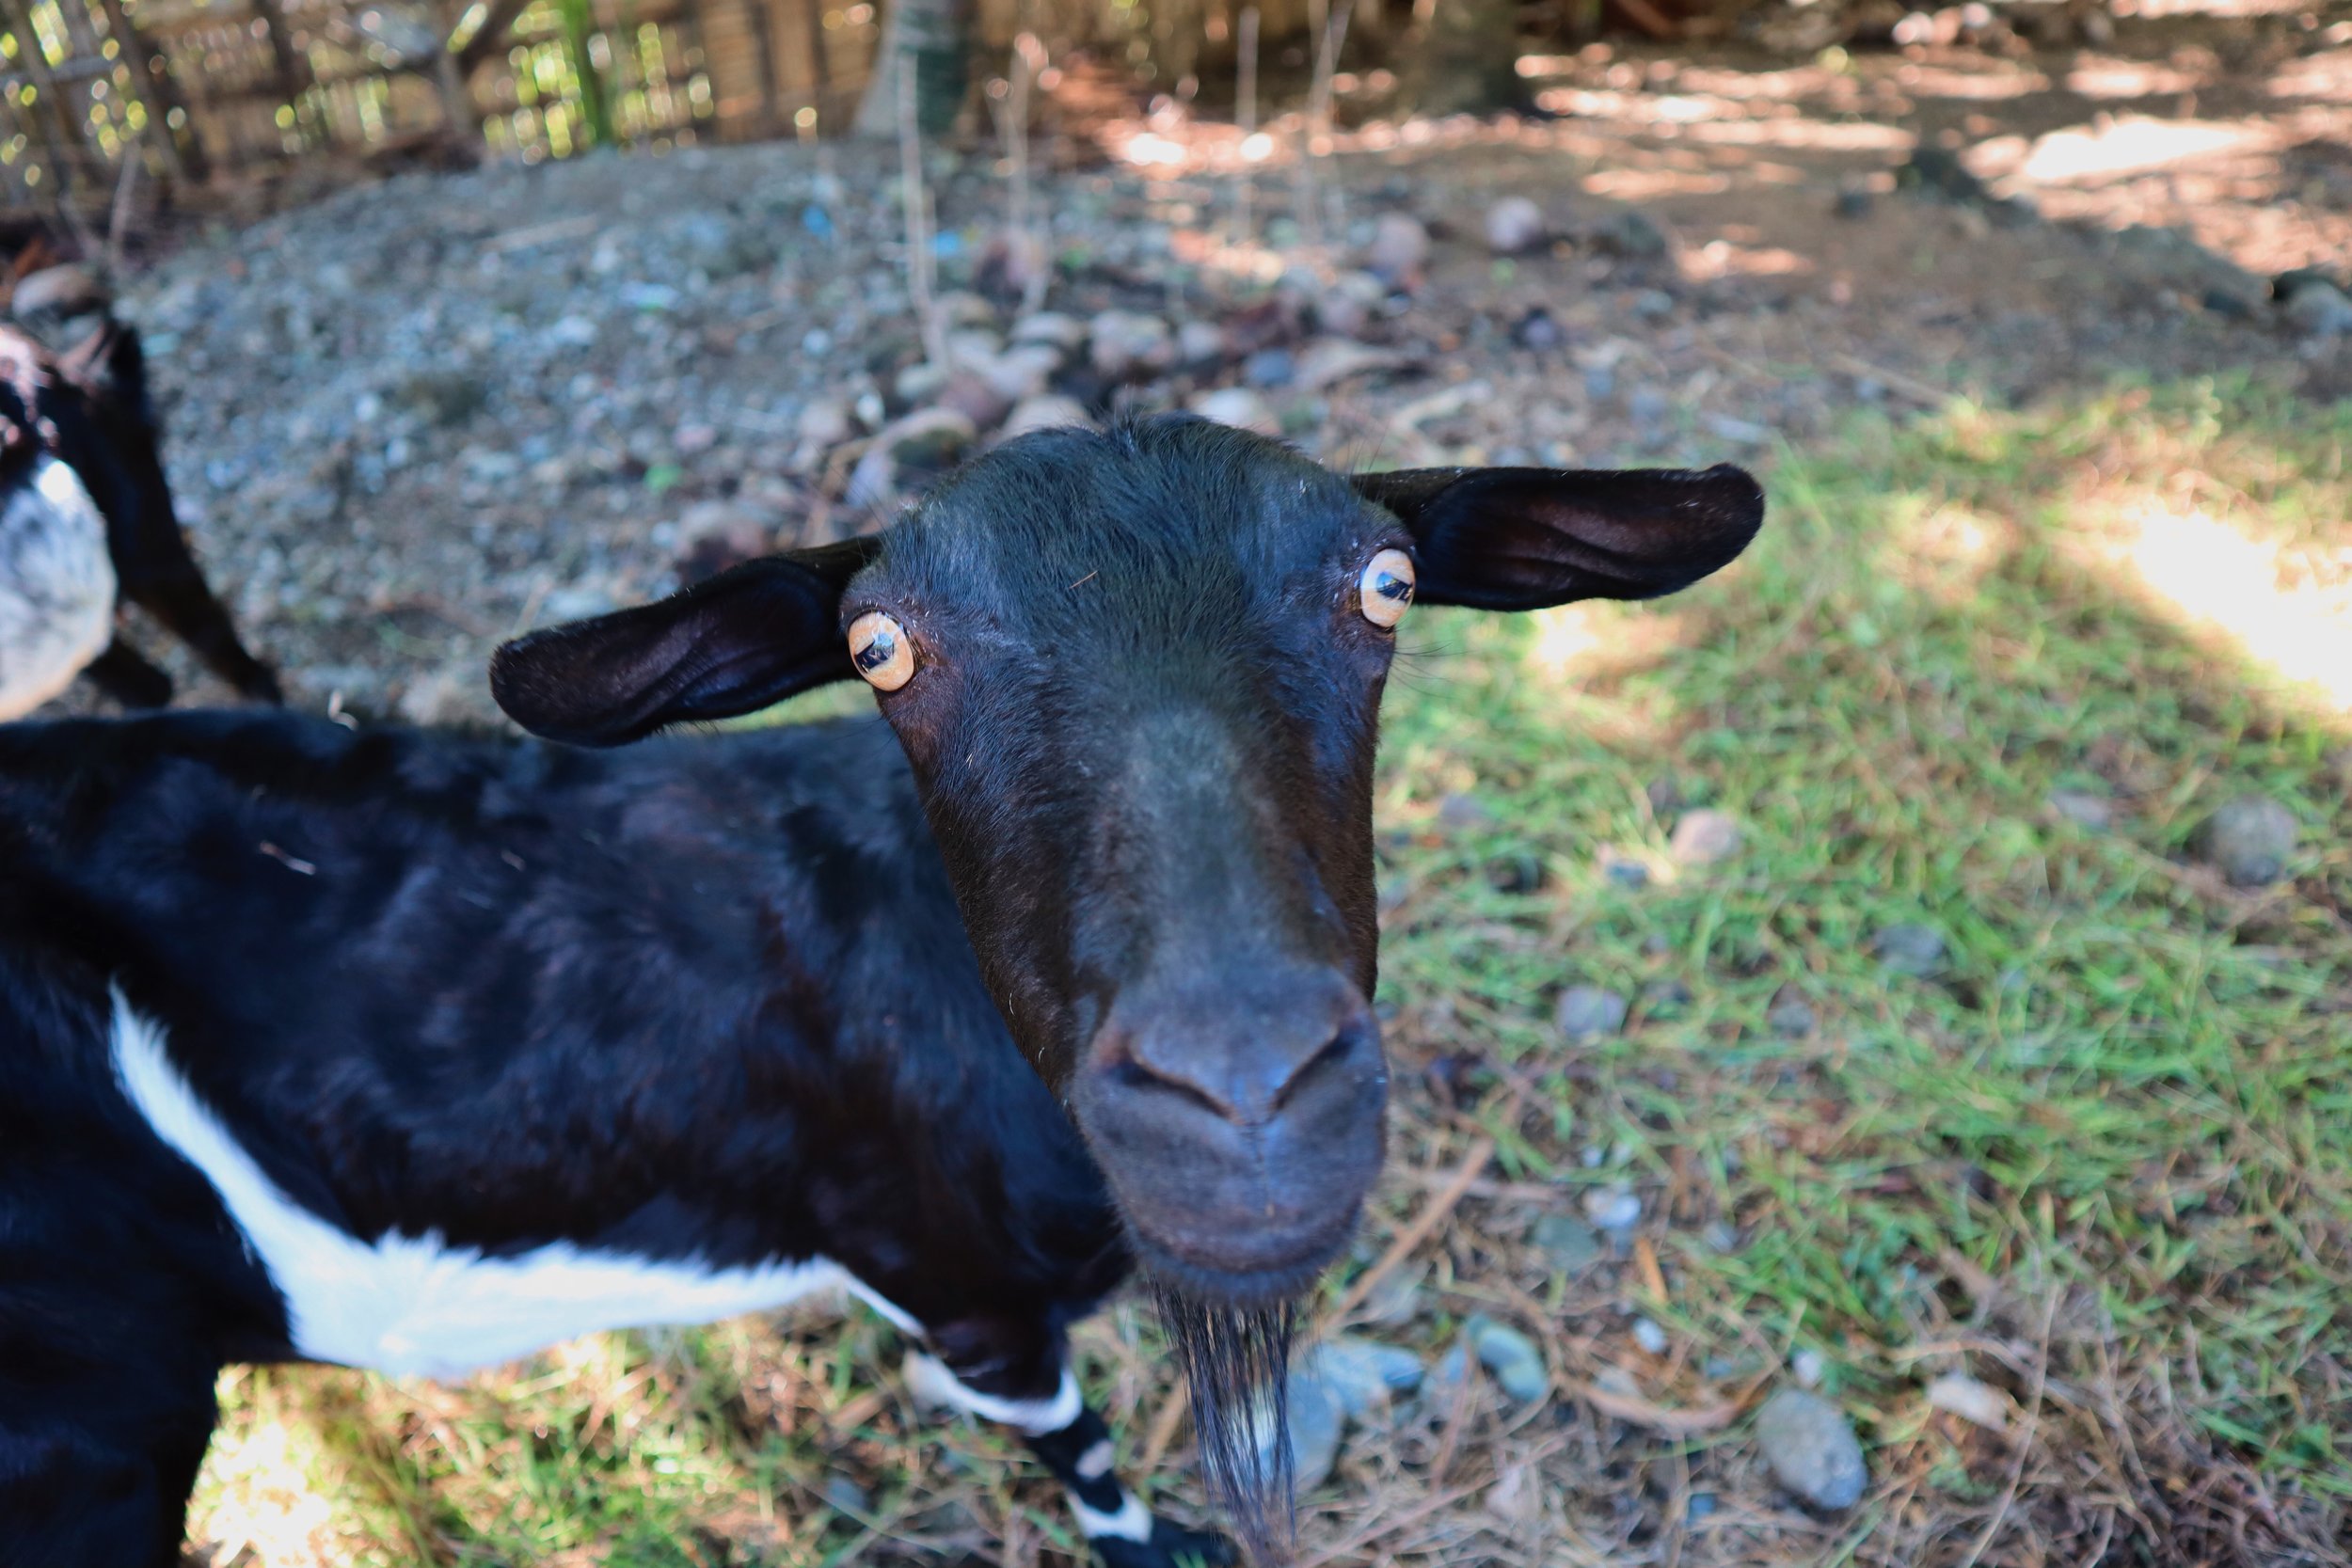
[0,417,1762,1567]
[0,316,280,719]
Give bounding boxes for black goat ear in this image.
[56,322,152,424]
[1352,464,1765,610]
[491,539,881,747]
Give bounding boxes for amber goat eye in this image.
[848,611,915,690]
[1359,549,1416,629]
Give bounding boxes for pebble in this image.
[1668,808,1742,866]
[1009,311,1089,351]
[1437,791,1494,828]
[1556,985,1629,1041]
[2277,272,2352,340]
[1582,1184,1642,1232]
[1295,338,1410,390]
[1753,1387,1867,1511]
[1871,922,1947,976]
[2196,793,2297,887]
[1594,210,1670,260]
[1176,319,1227,366]
[1088,310,1174,379]
[821,1476,872,1516]
[1639,978,1693,1020]
[1766,988,1818,1039]
[1243,347,1297,388]
[1631,1318,1669,1354]
[1256,1365,1345,1492]
[1514,307,1565,351]
[1366,213,1432,286]
[998,394,1093,439]
[1485,196,1547,255]
[1530,1212,1604,1274]
[1598,847,1650,888]
[2049,789,2114,832]
[1188,387,1280,436]
[1464,1316,1549,1402]
[1924,1371,2010,1433]
[1791,1348,1826,1388]
[845,408,977,507]
[1301,1338,1426,1418]
[1629,386,1672,427]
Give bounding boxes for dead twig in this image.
[1329,1136,1496,1322]
[895,48,949,371]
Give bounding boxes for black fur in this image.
[0,418,1763,1564]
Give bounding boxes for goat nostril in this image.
[1272,1019,1367,1114]
[1101,998,1377,1127]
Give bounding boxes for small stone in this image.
[1485,852,1546,895]
[846,408,977,508]
[1514,307,1565,351]
[1924,1372,2010,1433]
[2049,790,2113,832]
[1188,387,1279,437]
[1702,1219,1740,1253]
[1088,310,1174,379]
[2277,272,2352,340]
[541,585,616,623]
[1530,1212,1603,1275]
[1010,311,1089,350]
[1295,338,1410,390]
[998,395,1094,439]
[1255,1365,1344,1493]
[969,343,1063,404]
[1835,184,1874,220]
[1872,923,1947,976]
[1366,213,1431,285]
[1594,210,1669,260]
[1598,847,1650,889]
[1704,414,1772,446]
[1356,1267,1424,1326]
[1465,1316,1549,1402]
[1316,272,1388,338]
[1485,196,1547,255]
[1791,1348,1826,1388]
[1243,347,1296,388]
[1688,1491,1719,1523]
[2196,793,2298,887]
[1629,386,1671,427]
[1766,989,1817,1040]
[822,1476,871,1516]
[1632,289,1676,320]
[1556,986,1629,1041]
[1582,1184,1641,1232]
[1437,791,1494,829]
[894,360,950,405]
[1669,809,1742,866]
[1302,1338,1425,1419]
[1631,1318,1669,1355]
[1753,1388,1867,1511]
[1176,319,1227,365]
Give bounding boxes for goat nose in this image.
[1109,974,1377,1127]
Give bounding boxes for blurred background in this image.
[8,0,2346,1561]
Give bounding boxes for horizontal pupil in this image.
[1378,577,1412,600]
[855,636,894,669]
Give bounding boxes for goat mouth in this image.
[1123,1211,1358,1309]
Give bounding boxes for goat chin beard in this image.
[1151,1280,1302,1567]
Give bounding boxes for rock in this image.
[1254,1364,1345,1492]
[1871,923,1947,976]
[1295,338,1411,390]
[1301,1338,1425,1418]
[542,585,617,622]
[1592,210,1669,261]
[846,408,977,508]
[1924,1372,2009,1433]
[1556,986,1629,1041]
[822,1476,871,1515]
[969,343,1063,404]
[1703,1219,1740,1253]
[1597,847,1649,889]
[1514,307,1565,351]
[2049,790,2113,832]
[1188,387,1280,437]
[797,399,854,449]
[2274,270,2352,340]
[1639,979,1693,1020]
[1464,1316,1549,1402]
[1355,1267,1424,1326]
[2196,793,2297,887]
[1243,348,1296,388]
[1791,1348,1826,1388]
[1668,809,1742,866]
[935,371,1014,432]
[1176,319,1227,366]
[1530,1212,1603,1274]
[1316,272,1388,338]
[894,360,950,405]
[1835,183,1875,220]
[1366,213,1431,286]
[998,394,1093,439]
[1485,196,1547,255]
[1753,1388,1867,1511]
[1631,1318,1668,1354]
[674,499,773,581]
[1088,310,1174,379]
[1582,1184,1641,1233]
[1766,988,1817,1040]
[1010,311,1089,351]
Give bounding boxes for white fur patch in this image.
[0,455,115,720]
[108,996,910,1382]
[904,1350,1083,1434]
[1075,1437,1117,1481]
[1073,1489,1153,1543]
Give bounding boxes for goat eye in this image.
[848,611,915,690]
[1359,549,1416,628]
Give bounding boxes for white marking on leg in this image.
[1073,1488,1153,1543]
[1075,1438,1116,1481]
[903,1351,1083,1434]
[109,996,865,1382]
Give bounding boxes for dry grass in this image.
[193,377,2352,1567]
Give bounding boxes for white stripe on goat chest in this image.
[107,997,903,1381]
[0,455,116,720]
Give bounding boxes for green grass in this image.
[194,378,2352,1567]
